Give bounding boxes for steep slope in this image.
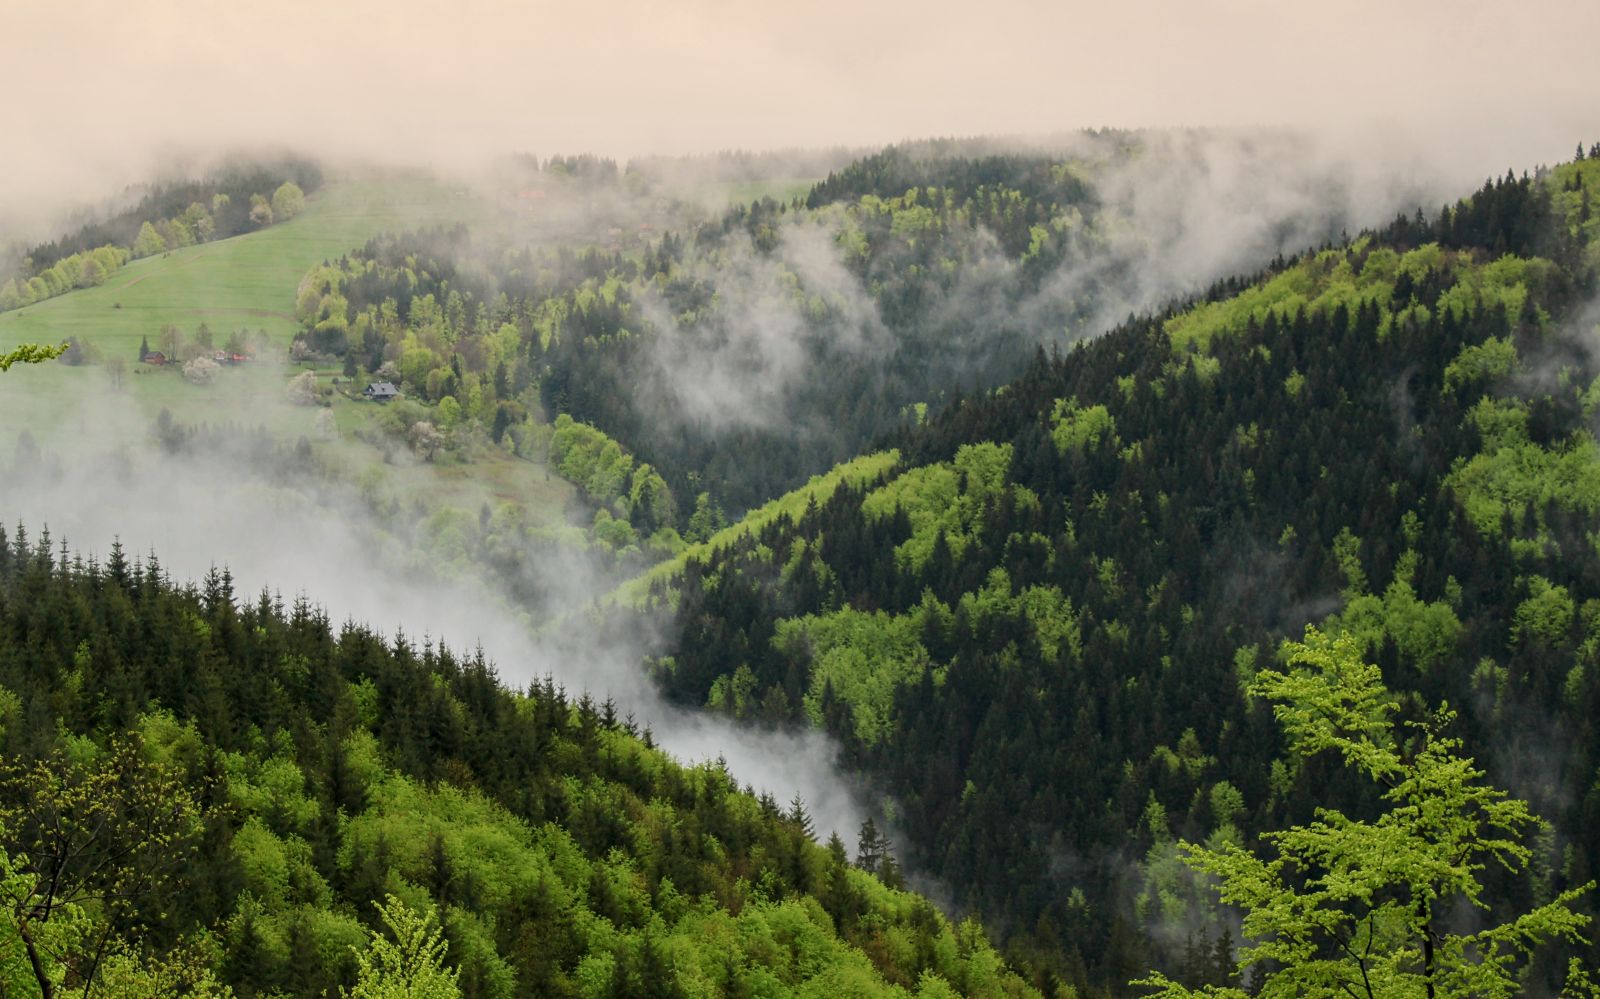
[614,155,1600,993]
[293,132,1405,531]
[0,530,1035,997]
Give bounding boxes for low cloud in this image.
[633,219,890,432]
[617,128,1494,439]
[4,0,1596,239]
[0,390,870,842]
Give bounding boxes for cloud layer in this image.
[5,0,1597,234]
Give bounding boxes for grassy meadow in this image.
[0,173,580,531]
[0,173,470,430]
[0,174,474,357]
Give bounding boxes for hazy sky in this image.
[5,0,1598,229]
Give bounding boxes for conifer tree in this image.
[856,817,886,875]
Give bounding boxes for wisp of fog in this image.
[0,392,872,841]
[0,121,1586,866]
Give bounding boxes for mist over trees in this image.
[7,131,1600,998]
[293,132,1425,538]
[0,528,1034,996]
[603,153,1600,993]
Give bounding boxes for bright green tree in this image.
[1136,627,1596,999]
[344,895,460,999]
[132,221,167,257]
[0,736,206,999]
[628,463,677,533]
[0,343,67,371]
[271,181,306,221]
[0,829,90,996]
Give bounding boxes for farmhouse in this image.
[143,351,167,366]
[363,381,400,402]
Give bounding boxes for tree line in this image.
[0,525,1036,997]
[1,156,320,313]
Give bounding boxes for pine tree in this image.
[855,817,885,875]
[788,794,815,840]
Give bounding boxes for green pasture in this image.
[0,175,577,528]
[0,174,468,431]
[0,174,475,358]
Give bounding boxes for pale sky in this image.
[5,0,1598,230]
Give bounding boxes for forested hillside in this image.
[10,137,1599,997]
[289,134,1387,534]
[609,150,1600,993]
[0,528,1036,997]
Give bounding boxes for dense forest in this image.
[10,136,1600,996]
[290,148,1106,522]
[597,150,1600,993]
[289,134,1377,534]
[0,527,1036,997]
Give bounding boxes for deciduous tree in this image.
[272,182,306,221]
[132,221,167,258]
[182,356,220,385]
[1135,628,1596,999]
[344,895,460,999]
[0,343,67,371]
[285,370,320,405]
[248,194,273,228]
[0,736,206,998]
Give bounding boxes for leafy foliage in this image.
[346,896,461,999]
[0,343,68,371]
[1136,628,1595,998]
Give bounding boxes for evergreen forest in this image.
[6,135,1600,997]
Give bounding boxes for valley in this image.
[3,98,1598,999]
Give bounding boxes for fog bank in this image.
[0,396,870,841]
[4,0,1596,236]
